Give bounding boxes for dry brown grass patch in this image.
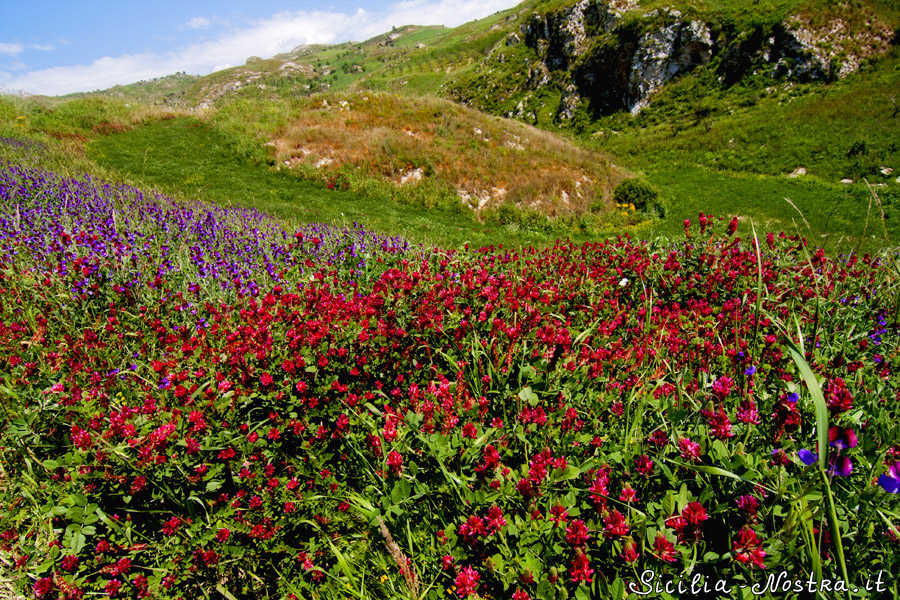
[268,91,624,216]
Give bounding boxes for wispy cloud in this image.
[0,42,24,56]
[1,0,519,96]
[183,16,212,30]
[30,43,56,52]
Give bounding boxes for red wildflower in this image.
[619,485,639,502]
[33,577,54,598]
[516,478,536,498]
[712,376,733,398]
[683,502,708,525]
[736,495,760,521]
[649,430,668,447]
[737,400,760,425]
[603,510,629,539]
[566,519,590,546]
[569,551,593,584]
[70,425,93,451]
[455,566,480,597]
[727,216,738,235]
[104,579,121,596]
[702,406,734,439]
[623,539,640,563]
[387,450,403,474]
[668,501,708,544]
[825,378,854,414]
[549,505,569,527]
[678,438,702,461]
[652,533,678,563]
[486,506,506,534]
[162,516,181,536]
[62,554,79,571]
[635,455,654,477]
[733,527,767,569]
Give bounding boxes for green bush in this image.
[613,178,665,217]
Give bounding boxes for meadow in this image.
[1,154,899,599]
[2,1,900,595]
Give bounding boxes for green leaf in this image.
[711,440,728,462]
[784,337,829,472]
[215,584,241,600]
[71,531,86,554]
[65,506,84,522]
[391,480,411,504]
[492,553,505,573]
[557,465,581,481]
[609,577,626,600]
[662,493,675,517]
[518,386,538,407]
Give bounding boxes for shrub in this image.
[613,178,665,217]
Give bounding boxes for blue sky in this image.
[0,0,520,96]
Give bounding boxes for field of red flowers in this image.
[1,163,899,599]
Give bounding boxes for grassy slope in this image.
[85,117,569,249]
[1,95,620,250]
[589,46,900,247]
[5,0,900,252]
[64,72,199,105]
[212,91,622,215]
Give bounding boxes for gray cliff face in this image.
[626,12,712,114]
[515,0,893,120]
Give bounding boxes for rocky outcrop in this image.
[626,12,712,114]
[523,0,618,70]
[525,4,714,116]
[514,0,894,119]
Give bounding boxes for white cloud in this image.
[0,59,27,73]
[29,43,55,52]
[184,16,212,30]
[2,0,520,96]
[0,42,24,55]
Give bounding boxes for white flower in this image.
[619,278,629,287]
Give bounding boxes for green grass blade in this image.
[783,338,828,472]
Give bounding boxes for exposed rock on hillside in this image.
[477,0,896,119]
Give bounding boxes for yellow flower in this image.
[629,203,636,211]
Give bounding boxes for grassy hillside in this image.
[65,72,199,105]
[212,92,622,216]
[0,94,616,249]
[4,0,900,251]
[588,47,900,247]
[85,116,568,248]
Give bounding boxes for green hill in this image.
[4,0,900,250]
